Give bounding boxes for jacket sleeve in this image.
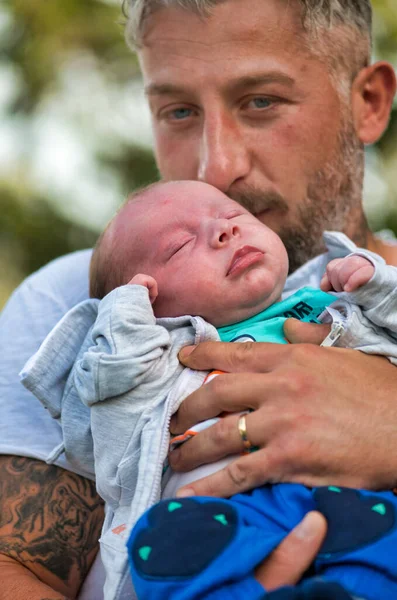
[321,251,397,364]
[338,249,397,333]
[73,284,172,406]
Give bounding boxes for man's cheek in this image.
[157,137,198,181]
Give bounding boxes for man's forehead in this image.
[138,0,313,90]
[139,0,305,50]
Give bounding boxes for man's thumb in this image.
[284,319,330,345]
[255,511,327,590]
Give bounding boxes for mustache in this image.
[228,186,289,215]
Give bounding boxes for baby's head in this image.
[90,181,289,327]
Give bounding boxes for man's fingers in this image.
[170,372,281,434]
[178,341,289,373]
[175,448,275,498]
[170,409,272,472]
[284,319,330,345]
[255,512,327,591]
[170,414,243,472]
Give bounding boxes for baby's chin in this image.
[210,293,283,328]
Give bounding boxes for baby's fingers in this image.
[320,273,332,291]
[147,279,159,303]
[343,263,374,292]
[322,259,345,292]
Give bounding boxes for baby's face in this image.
[117,181,289,327]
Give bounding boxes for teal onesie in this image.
[218,286,334,343]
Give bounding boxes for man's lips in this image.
[227,246,264,277]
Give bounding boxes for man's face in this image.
[138,0,366,272]
[118,181,288,326]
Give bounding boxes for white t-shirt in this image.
[0,249,106,600]
[0,250,92,470]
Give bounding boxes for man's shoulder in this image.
[18,248,92,307]
[1,248,93,334]
[26,248,93,286]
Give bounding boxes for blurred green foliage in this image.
[0,0,158,306]
[3,0,135,113]
[0,184,97,274]
[372,0,397,60]
[0,0,396,308]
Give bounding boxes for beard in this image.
[229,112,368,274]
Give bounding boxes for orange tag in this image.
[112,524,127,535]
[203,370,226,384]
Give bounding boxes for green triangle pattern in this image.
[372,503,386,516]
[214,514,228,526]
[139,546,152,561]
[328,486,342,493]
[168,501,183,512]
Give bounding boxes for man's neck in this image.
[367,231,397,266]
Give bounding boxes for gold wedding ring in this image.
[237,413,255,451]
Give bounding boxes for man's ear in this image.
[351,61,396,145]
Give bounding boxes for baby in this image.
[21,181,397,600]
[90,179,372,328]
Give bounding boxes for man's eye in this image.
[248,97,272,109]
[169,108,193,120]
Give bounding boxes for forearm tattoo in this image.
[0,455,104,593]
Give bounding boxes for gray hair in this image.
[123,0,372,83]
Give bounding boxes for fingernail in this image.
[179,345,196,360]
[176,487,194,498]
[294,512,318,540]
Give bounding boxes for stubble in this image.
[229,107,369,273]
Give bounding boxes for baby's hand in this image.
[320,256,375,293]
[128,274,158,304]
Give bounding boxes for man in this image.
[0,0,396,598]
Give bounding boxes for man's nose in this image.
[197,111,250,192]
[210,219,239,248]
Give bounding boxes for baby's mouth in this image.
[227,246,264,277]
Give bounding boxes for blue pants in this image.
[128,484,397,600]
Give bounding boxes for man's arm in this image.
[0,455,104,600]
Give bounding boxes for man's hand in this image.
[128,274,158,304]
[320,256,374,293]
[169,339,397,498]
